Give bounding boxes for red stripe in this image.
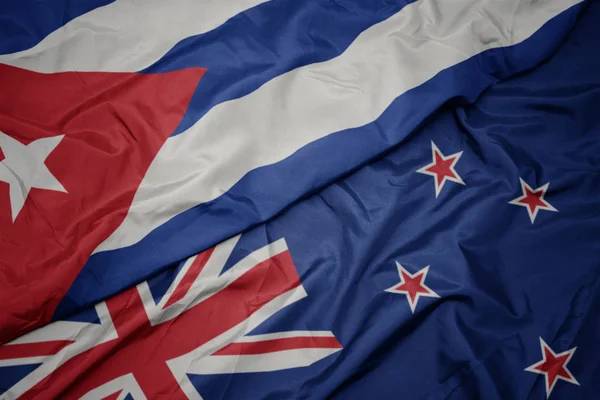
[101,391,122,400]
[214,336,342,356]
[163,247,215,308]
[0,340,73,360]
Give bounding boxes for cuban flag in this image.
[1,0,599,399]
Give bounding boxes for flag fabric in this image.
[1,0,599,399]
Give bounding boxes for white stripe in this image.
[0,0,270,73]
[237,331,336,342]
[8,321,86,344]
[185,347,342,375]
[95,0,582,254]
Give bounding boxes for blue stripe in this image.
[0,0,114,55]
[55,3,583,320]
[145,0,417,136]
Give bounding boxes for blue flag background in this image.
[0,1,599,399]
[185,3,600,398]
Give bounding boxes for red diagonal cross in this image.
[18,247,301,400]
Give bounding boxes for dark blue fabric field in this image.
[0,1,598,399]
[188,3,600,398]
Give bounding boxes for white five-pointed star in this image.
[525,337,579,398]
[0,131,67,222]
[508,178,558,224]
[416,141,464,198]
[385,262,440,313]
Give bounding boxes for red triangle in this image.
[0,63,205,344]
[102,391,123,400]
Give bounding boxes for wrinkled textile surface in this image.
[0,0,599,399]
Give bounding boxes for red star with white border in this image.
[525,337,579,398]
[416,141,464,198]
[385,262,439,313]
[509,178,558,223]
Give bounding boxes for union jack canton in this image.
[0,235,342,399]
